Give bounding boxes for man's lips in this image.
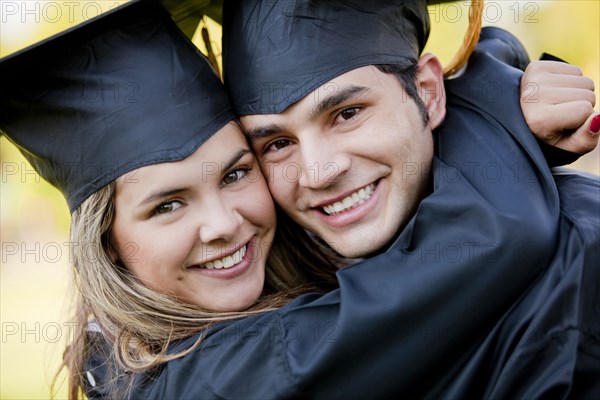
[312,180,382,228]
[313,181,379,215]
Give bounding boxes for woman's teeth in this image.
[322,183,376,215]
[202,246,246,269]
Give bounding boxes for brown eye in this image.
[222,169,248,185]
[152,200,182,216]
[338,107,359,121]
[265,139,291,153]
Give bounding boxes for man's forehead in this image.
[242,87,369,128]
[223,0,428,115]
[242,66,385,123]
[308,66,388,98]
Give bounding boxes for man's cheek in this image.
[260,161,279,184]
[268,180,295,210]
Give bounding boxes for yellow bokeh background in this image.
[1,1,598,398]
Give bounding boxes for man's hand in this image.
[521,61,599,155]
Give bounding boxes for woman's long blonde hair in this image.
[55,182,341,399]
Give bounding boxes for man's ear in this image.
[416,53,446,130]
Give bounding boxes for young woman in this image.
[1,2,340,396]
[1,1,596,399]
[68,121,342,398]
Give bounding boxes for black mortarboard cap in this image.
[0,0,235,212]
[223,0,452,115]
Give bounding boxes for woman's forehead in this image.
[115,124,249,191]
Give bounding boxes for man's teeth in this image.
[322,183,376,215]
[202,246,246,269]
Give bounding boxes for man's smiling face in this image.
[242,61,445,258]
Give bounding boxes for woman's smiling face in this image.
[110,123,276,312]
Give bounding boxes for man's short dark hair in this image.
[375,64,430,127]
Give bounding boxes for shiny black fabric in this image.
[479,170,599,399]
[420,48,600,399]
[84,48,600,398]
[222,0,429,115]
[0,0,234,211]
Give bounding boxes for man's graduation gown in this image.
[85,48,599,398]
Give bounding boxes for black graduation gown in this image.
[421,49,600,399]
[84,48,599,398]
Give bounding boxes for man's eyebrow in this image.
[138,149,249,207]
[244,124,283,142]
[310,85,370,120]
[244,86,370,141]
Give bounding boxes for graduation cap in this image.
[222,0,482,115]
[0,0,235,212]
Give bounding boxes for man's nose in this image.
[297,134,351,189]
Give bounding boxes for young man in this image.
[224,0,597,259]
[222,0,599,397]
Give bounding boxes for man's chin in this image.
[322,232,392,259]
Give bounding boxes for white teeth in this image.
[201,245,246,270]
[322,183,376,215]
[223,256,234,268]
[233,248,242,264]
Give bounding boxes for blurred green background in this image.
[1,1,598,398]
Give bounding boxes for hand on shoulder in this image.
[521,60,599,155]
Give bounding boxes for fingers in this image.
[525,61,583,75]
[522,61,595,91]
[551,101,595,131]
[554,113,600,154]
[523,87,596,107]
[521,59,598,155]
[526,101,594,140]
[590,114,600,135]
[532,74,595,90]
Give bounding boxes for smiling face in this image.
[241,58,445,258]
[110,123,276,312]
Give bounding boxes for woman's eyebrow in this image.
[222,148,251,172]
[136,150,250,208]
[138,188,188,207]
